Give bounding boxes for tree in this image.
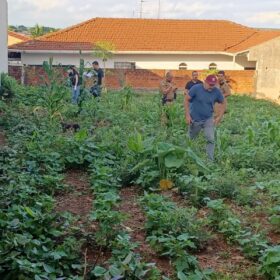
[92,41,115,92]
[8,25,16,31]
[92,40,115,78]
[31,24,44,38]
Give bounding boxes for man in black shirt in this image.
[185,71,203,95]
[92,61,104,96]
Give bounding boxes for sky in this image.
[7,0,280,29]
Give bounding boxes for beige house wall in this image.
[249,36,280,102]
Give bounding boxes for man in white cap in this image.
[184,74,225,160]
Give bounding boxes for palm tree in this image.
[31,24,44,38]
[92,40,115,77]
[92,41,115,92]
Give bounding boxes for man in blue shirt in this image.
[184,75,225,160]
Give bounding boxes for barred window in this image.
[8,51,21,60]
[179,63,187,70]
[114,62,136,69]
[209,63,217,70]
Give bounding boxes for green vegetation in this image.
[0,72,279,279]
[8,24,59,37]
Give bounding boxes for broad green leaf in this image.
[91,266,107,276]
[43,263,55,274]
[109,265,122,277]
[164,153,184,168]
[177,271,188,280]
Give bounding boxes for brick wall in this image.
[8,65,22,82]
[9,66,255,94]
[109,69,256,93]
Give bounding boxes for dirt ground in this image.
[0,131,6,146]
[119,186,174,278]
[55,169,93,219]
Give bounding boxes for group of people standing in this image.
[160,70,231,161]
[69,63,230,161]
[68,61,104,104]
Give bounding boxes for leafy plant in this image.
[34,58,68,121]
[0,73,19,99]
[259,245,280,280]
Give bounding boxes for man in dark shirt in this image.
[92,61,104,96]
[184,75,225,161]
[185,71,203,95]
[68,66,81,104]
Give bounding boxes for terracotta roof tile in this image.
[9,18,280,53]
[10,40,92,51]
[8,31,30,42]
[227,30,280,52]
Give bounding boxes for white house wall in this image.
[21,52,253,70]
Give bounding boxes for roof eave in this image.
[9,49,235,56]
[234,49,250,55]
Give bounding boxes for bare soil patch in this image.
[55,169,103,273]
[119,186,174,278]
[55,169,92,220]
[196,234,263,279]
[0,131,6,146]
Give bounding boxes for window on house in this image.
[209,63,217,70]
[114,62,136,69]
[179,62,187,70]
[8,51,21,61]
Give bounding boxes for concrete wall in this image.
[0,0,8,73]
[20,52,254,70]
[249,36,280,102]
[235,54,256,69]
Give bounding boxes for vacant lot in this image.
[0,74,279,279]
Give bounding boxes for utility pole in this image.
[0,0,8,74]
[0,0,8,89]
[157,0,161,19]
[140,0,144,18]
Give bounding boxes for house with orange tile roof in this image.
[8,31,30,66]
[8,31,30,47]
[8,17,280,100]
[9,17,280,69]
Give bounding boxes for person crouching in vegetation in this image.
[159,71,177,105]
[68,66,81,104]
[215,70,231,116]
[184,75,225,161]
